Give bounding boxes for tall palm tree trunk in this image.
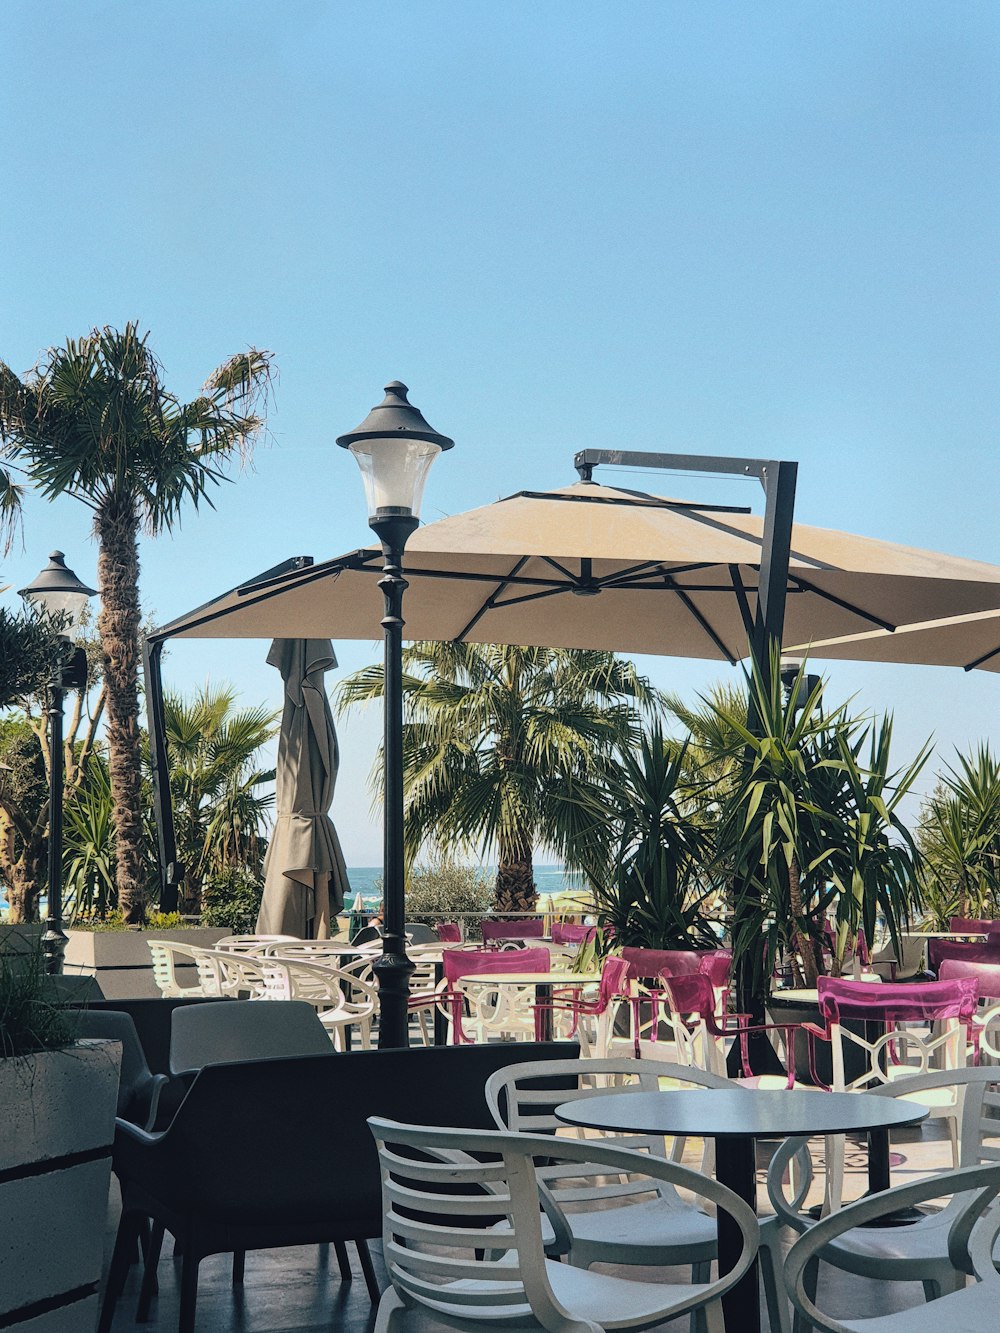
[95,495,147,923]
[494,832,537,915]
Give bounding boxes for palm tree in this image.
[336,643,663,913]
[706,658,926,989]
[157,685,279,912]
[917,746,1000,926]
[0,325,273,920]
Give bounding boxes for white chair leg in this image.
[691,1260,711,1333]
[822,1134,844,1216]
[702,1297,726,1333]
[759,1224,791,1333]
[374,1287,408,1333]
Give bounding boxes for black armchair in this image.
[100,1040,580,1333]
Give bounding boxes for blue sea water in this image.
[345,865,584,910]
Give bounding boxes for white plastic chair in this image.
[783,1162,1000,1332]
[202,948,269,1000]
[147,939,223,998]
[260,957,378,1050]
[767,1066,1000,1333]
[368,1115,759,1333]
[486,1053,792,1333]
[214,934,298,953]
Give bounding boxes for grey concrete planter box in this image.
[64,927,229,999]
[0,1040,120,1331]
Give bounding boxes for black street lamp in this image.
[338,382,454,1048]
[19,552,95,973]
[779,658,822,716]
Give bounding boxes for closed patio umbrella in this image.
[256,638,350,939]
[158,482,1000,662]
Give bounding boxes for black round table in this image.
[555,1088,928,1333]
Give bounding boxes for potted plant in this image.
[708,657,926,1081]
[0,942,120,1330]
[584,727,722,951]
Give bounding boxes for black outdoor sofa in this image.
[99,1040,581,1333]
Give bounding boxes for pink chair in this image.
[530,955,629,1055]
[619,949,732,1054]
[940,958,1000,1000]
[440,947,551,1044]
[434,922,462,943]
[940,959,1000,1062]
[551,922,596,946]
[928,937,1000,974]
[949,916,998,935]
[480,919,545,945]
[660,972,800,1087]
[807,975,980,1208]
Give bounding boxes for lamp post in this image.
[779,658,822,716]
[338,382,454,1047]
[19,552,95,974]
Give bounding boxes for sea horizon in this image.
[344,863,586,907]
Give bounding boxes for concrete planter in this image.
[64,927,229,999]
[0,1040,120,1331]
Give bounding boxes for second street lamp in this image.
[18,551,95,974]
[338,382,454,1048]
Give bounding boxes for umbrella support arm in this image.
[575,448,800,1042]
[371,514,419,1048]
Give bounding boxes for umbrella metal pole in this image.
[371,514,418,1048]
[43,665,68,974]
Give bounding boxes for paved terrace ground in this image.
[102,1116,956,1331]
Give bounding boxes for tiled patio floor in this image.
[101,1121,954,1331]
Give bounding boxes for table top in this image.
[457,969,600,986]
[902,931,987,940]
[554,1089,929,1139]
[770,979,882,1004]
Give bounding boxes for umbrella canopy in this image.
[786,608,1000,674]
[256,638,350,938]
[157,482,1000,664]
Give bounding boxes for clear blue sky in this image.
[2,2,999,862]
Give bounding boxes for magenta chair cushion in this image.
[939,958,1000,1001]
[434,922,462,942]
[480,919,545,943]
[442,947,551,984]
[817,975,979,1023]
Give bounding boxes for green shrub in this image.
[0,942,77,1058]
[365,861,493,930]
[200,868,264,934]
[70,909,185,932]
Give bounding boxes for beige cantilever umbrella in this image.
[159,482,1000,661]
[786,608,1000,674]
[256,638,350,939]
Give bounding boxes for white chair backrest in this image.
[147,940,223,997]
[169,999,333,1074]
[368,1116,759,1331]
[486,1056,731,1207]
[214,935,298,953]
[784,1163,1000,1332]
[768,1065,1000,1231]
